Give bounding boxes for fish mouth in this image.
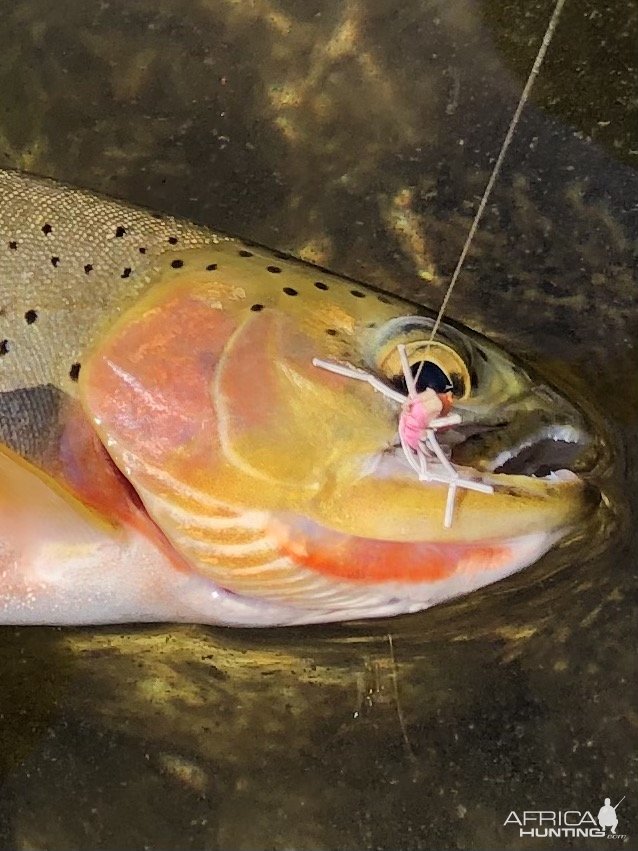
[358,409,601,546]
[446,421,590,481]
[484,424,585,478]
[392,413,596,491]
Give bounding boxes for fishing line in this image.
[314,0,568,528]
[423,0,567,354]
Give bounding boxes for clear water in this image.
[0,1,635,848]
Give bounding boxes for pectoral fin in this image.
[0,444,181,624]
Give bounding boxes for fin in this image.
[0,441,115,537]
[0,443,183,625]
[0,443,120,617]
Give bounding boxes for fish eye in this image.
[379,341,471,400]
[391,360,453,395]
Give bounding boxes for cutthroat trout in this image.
[0,170,599,626]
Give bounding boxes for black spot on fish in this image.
[84,264,93,274]
[0,340,9,355]
[51,256,60,267]
[283,287,298,296]
[167,236,178,245]
[69,363,81,382]
[267,265,281,274]
[139,246,147,254]
[171,259,184,269]
[115,226,126,238]
[121,267,132,278]
[367,322,377,328]
[206,263,218,271]
[239,249,253,257]
[250,303,264,312]
[8,241,17,250]
[350,289,365,298]
[42,223,52,236]
[326,329,338,336]
[24,310,37,324]
[377,295,391,304]
[314,281,328,291]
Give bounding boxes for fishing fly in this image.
[313,349,493,528]
[313,0,567,528]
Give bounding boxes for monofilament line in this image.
[425,0,567,349]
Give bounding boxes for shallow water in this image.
[0,1,636,849]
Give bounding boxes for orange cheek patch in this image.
[270,515,511,584]
[80,286,237,468]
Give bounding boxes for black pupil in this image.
[392,361,453,395]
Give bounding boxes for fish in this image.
[0,169,601,626]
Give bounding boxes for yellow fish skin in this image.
[0,170,600,626]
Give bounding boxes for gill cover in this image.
[81,271,409,607]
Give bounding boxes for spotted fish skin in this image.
[0,169,596,626]
[0,170,219,401]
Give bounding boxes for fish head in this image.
[79,245,601,624]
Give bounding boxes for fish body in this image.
[0,170,598,626]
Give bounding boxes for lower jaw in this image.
[173,528,563,627]
[271,511,565,585]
